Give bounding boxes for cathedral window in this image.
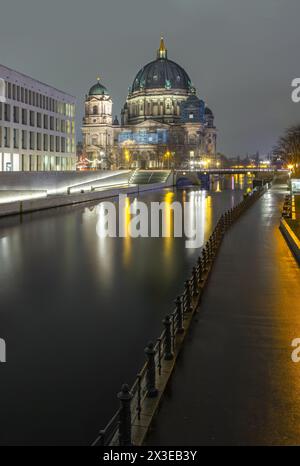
[93,106,98,115]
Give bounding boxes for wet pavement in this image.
[146,183,300,446]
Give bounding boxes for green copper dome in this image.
[89,79,109,96]
[130,37,192,93]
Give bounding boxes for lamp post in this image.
[164,150,171,169]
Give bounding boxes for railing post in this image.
[202,250,208,270]
[175,296,184,334]
[184,280,193,312]
[220,214,225,235]
[197,256,204,285]
[163,315,174,360]
[117,384,133,446]
[208,238,213,257]
[144,342,158,398]
[192,267,198,296]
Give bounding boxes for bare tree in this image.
[273,125,300,165]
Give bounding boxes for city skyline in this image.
[1,0,300,157]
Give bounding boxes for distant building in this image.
[82,38,217,169]
[0,64,76,171]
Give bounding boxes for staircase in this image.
[129,170,171,185]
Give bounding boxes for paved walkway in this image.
[146,183,300,446]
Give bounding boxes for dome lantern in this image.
[157,36,167,59]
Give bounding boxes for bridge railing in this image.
[175,168,278,173]
[92,184,269,447]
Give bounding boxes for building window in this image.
[13,106,19,123]
[43,114,48,129]
[61,137,65,153]
[13,128,19,149]
[22,108,27,125]
[37,112,41,128]
[189,113,194,119]
[4,104,10,121]
[29,131,35,150]
[22,130,27,149]
[56,136,60,152]
[30,110,35,126]
[93,106,98,115]
[37,133,42,151]
[4,127,10,147]
[43,134,48,151]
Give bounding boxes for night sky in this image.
[1,0,300,156]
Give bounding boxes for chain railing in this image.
[92,184,269,446]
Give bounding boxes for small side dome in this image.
[205,106,213,116]
[89,78,109,96]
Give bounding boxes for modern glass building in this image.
[0,64,76,171]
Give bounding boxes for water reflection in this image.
[123,196,132,267]
[0,177,249,445]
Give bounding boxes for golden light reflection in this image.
[123,196,132,266]
[204,194,213,238]
[215,180,221,192]
[163,191,175,257]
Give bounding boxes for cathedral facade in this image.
[82,38,217,169]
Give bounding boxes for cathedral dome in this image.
[131,38,192,93]
[89,79,109,96]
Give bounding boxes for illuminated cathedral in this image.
[82,38,217,169]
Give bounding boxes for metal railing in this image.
[92,185,268,446]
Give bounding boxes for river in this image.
[0,174,252,445]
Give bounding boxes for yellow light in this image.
[292,195,296,220]
[124,149,130,162]
[288,164,294,170]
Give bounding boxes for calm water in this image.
[0,175,252,445]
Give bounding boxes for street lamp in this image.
[164,150,172,169]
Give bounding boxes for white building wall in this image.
[0,64,76,172]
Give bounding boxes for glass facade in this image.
[118,129,168,145]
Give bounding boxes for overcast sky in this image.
[1,0,300,156]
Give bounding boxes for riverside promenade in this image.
[146,181,300,446]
